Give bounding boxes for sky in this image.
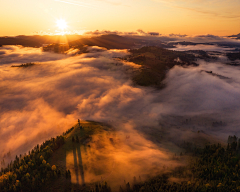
[0,0,240,37]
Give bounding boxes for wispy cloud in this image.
[94,0,123,6]
[54,0,95,8]
[55,0,127,7]
[174,5,240,19]
[154,0,240,19]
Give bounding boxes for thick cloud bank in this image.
[1,45,240,182]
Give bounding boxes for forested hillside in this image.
[1,119,240,192]
[122,46,197,87]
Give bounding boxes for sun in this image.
[56,19,68,31]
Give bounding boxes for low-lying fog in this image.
[1,44,240,185]
[169,44,236,52]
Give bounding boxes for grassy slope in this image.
[41,120,224,192]
[44,121,113,192]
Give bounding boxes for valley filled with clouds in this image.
[1,39,240,163]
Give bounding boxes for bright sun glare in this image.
[56,19,68,30]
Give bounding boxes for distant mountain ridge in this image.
[228,33,240,39]
[0,34,137,49]
[68,34,136,49]
[0,35,82,47]
[0,34,172,49]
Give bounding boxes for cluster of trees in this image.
[212,121,227,127]
[184,50,218,61]
[89,182,112,192]
[78,119,83,129]
[129,46,197,66]
[109,135,240,192]
[42,43,70,53]
[126,46,197,87]
[1,152,11,167]
[11,63,35,68]
[65,170,71,179]
[42,43,88,55]
[86,135,240,192]
[227,135,240,151]
[0,126,75,192]
[3,120,240,192]
[226,52,240,61]
[63,127,74,136]
[178,141,202,155]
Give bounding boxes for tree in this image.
[68,170,71,179]
[76,136,79,143]
[51,165,56,171]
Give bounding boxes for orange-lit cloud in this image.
[1,44,240,174]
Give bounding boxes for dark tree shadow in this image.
[72,142,85,185]
[76,144,85,185]
[73,143,79,184]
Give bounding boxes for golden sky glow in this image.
[0,0,240,36]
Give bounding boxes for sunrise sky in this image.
[1,0,240,36]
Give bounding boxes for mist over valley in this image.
[1,33,240,191]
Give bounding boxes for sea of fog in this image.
[1,44,240,184]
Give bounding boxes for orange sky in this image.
[1,0,240,36]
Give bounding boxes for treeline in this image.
[125,46,197,87]
[90,182,112,192]
[3,124,240,192]
[42,43,70,53]
[0,126,75,192]
[107,135,240,192]
[63,126,74,136]
[11,62,35,68]
[42,43,90,55]
[227,52,240,61]
[89,135,240,192]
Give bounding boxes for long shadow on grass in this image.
[73,143,85,185]
[73,144,79,184]
[77,144,85,185]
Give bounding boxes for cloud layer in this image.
[1,45,240,184]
